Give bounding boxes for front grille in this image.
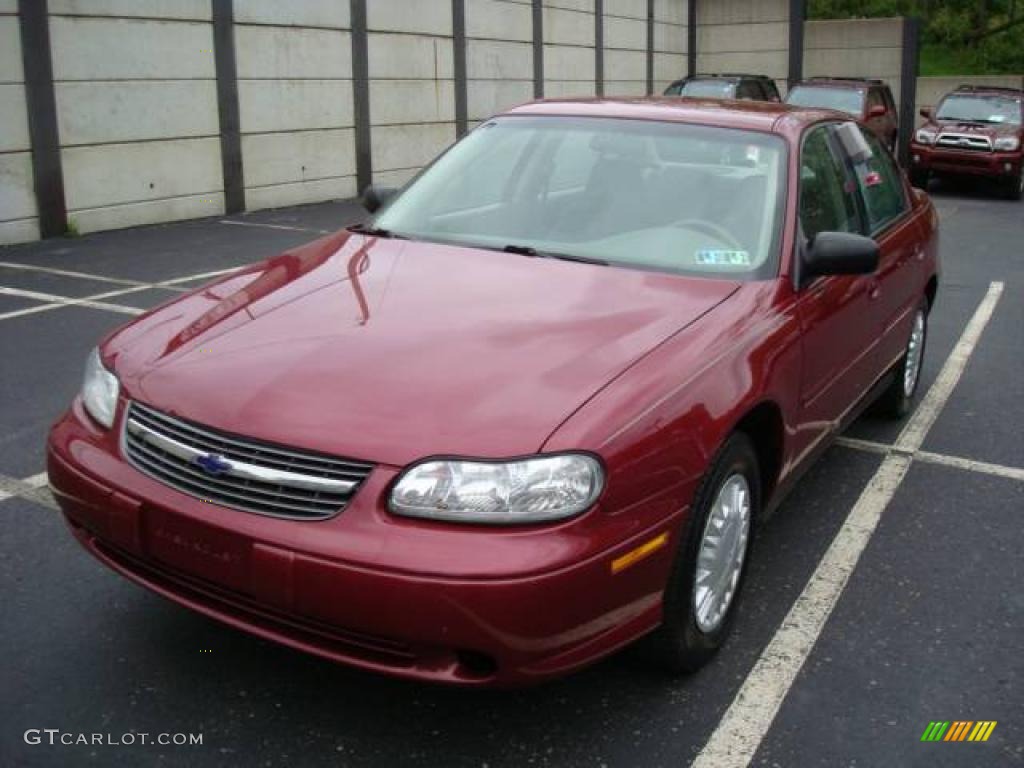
[122,402,373,520]
[936,133,993,152]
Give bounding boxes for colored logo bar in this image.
[921,721,997,742]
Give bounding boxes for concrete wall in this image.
[804,18,905,108]
[654,0,688,93]
[368,0,455,188]
[544,0,596,98]
[2,0,724,245]
[604,0,648,96]
[50,0,223,235]
[235,1,356,211]
[696,0,789,94]
[916,75,1024,126]
[466,0,534,123]
[0,0,37,244]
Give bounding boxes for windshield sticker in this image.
[696,249,751,267]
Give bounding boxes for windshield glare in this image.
[785,86,864,116]
[678,80,736,99]
[935,94,1022,125]
[374,117,787,279]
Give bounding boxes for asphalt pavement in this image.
[0,184,1020,768]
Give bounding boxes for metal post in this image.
[452,0,468,136]
[18,0,67,237]
[788,0,806,89]
[350,0,372,192]
[212,0,244,214]
[899,17,922,167]
[532,0,544,98]
[687,0,697,78]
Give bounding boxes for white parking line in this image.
[0,472,55,509]
[158,267,239,286]
[836,436,1024,483]
[0,261,148,287]
[22,472,48,488]
[220,219,330,235]
[0,266,240,322]
[915,449,1024,482]
[692,281,1004,768]
[0,286,145,317]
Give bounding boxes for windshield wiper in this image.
[501,244,609,266]
[347,223,405,239]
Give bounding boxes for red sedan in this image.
[49,99,939,686]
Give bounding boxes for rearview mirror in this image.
[919,107,933,120]
[802,232,879,282]
[360,185,398,214]
[868,104,887,118]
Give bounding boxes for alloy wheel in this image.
[693,474,751,633]
[903,309,926,397]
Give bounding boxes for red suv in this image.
[786,77,900,151]
[910,85,1024,200]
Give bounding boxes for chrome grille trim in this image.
[122,402,373,520]
[935,132,993,152]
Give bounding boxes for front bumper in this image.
[910,143,1022,179]
[48,399,683,686]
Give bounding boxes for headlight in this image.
[390,454,604,524]
[915,129,937,145]
[994,136,1020,152]
[81,348,120,428]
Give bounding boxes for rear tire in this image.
[876,300,928,419]
[641,433,759,674]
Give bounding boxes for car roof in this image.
[678,73,773,82]
[952,84,1023,97]
[795,77,885,90]
[502,97,831,135]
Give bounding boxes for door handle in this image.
[868,280,881,300]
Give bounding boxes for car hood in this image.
[108,231,739,466]
[929,118,1021,139]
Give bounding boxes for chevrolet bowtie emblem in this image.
[193,453,233,476]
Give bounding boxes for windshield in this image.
[374,116,787,279]
[935,94,1022,125]
[786,86,864,116]
[673,80,736,99]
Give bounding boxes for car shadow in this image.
[924,175,1019,202]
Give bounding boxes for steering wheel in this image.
[674,219,745,252]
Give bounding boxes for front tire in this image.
[642,433,759,673]
[876,300,928,419]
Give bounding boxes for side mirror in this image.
[919,107,933,120]
[868,104,887,118]
[360,185,397,214]
[802,232,879,282]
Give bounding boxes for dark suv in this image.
[910,85,1023,200]
[786,78,899,151]
[663,74,781,103]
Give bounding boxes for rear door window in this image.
[849,127,908,233]
[867,89,885,114]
